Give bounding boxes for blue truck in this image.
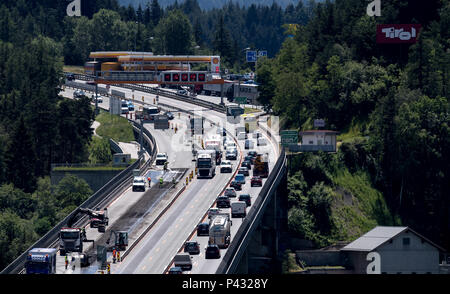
[25,248,57,274]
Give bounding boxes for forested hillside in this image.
[256,0,449,250]
[119,0,302,10]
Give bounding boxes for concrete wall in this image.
[295,251,343,267]
[51,170,123,193]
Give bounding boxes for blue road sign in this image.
[246,51,257,62]
[258,51,268,57]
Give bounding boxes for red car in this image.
[251,176,262,187]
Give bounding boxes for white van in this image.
[237,132,247,140]
[121,100,129,114]
[231,201,247,218]
[257,137,268,146]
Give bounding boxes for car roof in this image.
[240,194,250,197]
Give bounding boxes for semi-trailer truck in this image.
[196,150,216,178]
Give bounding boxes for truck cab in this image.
[132,176,147,192]
[25,248,57,274]
[59,228,83,256]
[155,152,168,165]
[196,150,216,178]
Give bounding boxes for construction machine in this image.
[106,230,129,251]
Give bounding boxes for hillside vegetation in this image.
[259,0,449,250]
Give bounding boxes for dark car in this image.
[197,223,209,236]
[244,155,255,164]
[239,194,252,207]
[168,267,183,274]
[230,180,242,191]
[247,151,258,158]
[251,176,263,187]
[165,111,174,120]
[238,167,250,177]
[184,241,200,255]
[205,244,221,259]
[216,196,231,208]
[66,73,75,81]
[242,160,252,170]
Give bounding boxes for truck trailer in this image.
[209,213,232,248]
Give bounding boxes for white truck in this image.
[209,213,232,248]
[204,138,222,165]
[155,152,168,165]
[231,201,247,218]
[132,176,146,192]
[196,150,216,178]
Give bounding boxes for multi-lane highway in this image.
[57,80,279,274]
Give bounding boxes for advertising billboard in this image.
[376,24,422,44]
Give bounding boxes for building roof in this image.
[299,130,339,135]
[341,226,446,252]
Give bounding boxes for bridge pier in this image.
[233,169,288,274]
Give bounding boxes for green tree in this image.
[54,174,93,209]
[154,9,193,55]
[88,137,112,164]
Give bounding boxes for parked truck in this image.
[25,248,57,274]
[196,150,216,178]
[209,213,232,248]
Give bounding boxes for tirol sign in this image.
[376,24,422,44]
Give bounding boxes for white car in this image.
[155,153,168,165]
[220,160,233,173]
[225,141,236,150]
[208,208,221,219]
[132,176,146,192]
[226,148,238,160]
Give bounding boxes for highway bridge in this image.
[1,74,287,275]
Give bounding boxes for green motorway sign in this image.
[281,130,298,147]
[235,96,247,104]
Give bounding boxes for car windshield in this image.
[134,179,144,183]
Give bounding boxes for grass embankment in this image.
[244,107,261,114]
[63,65,84,74]
[95,111,135,143]
[330,169,396,242]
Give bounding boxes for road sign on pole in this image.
[246,51,257,62]
[281,130,298,147]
